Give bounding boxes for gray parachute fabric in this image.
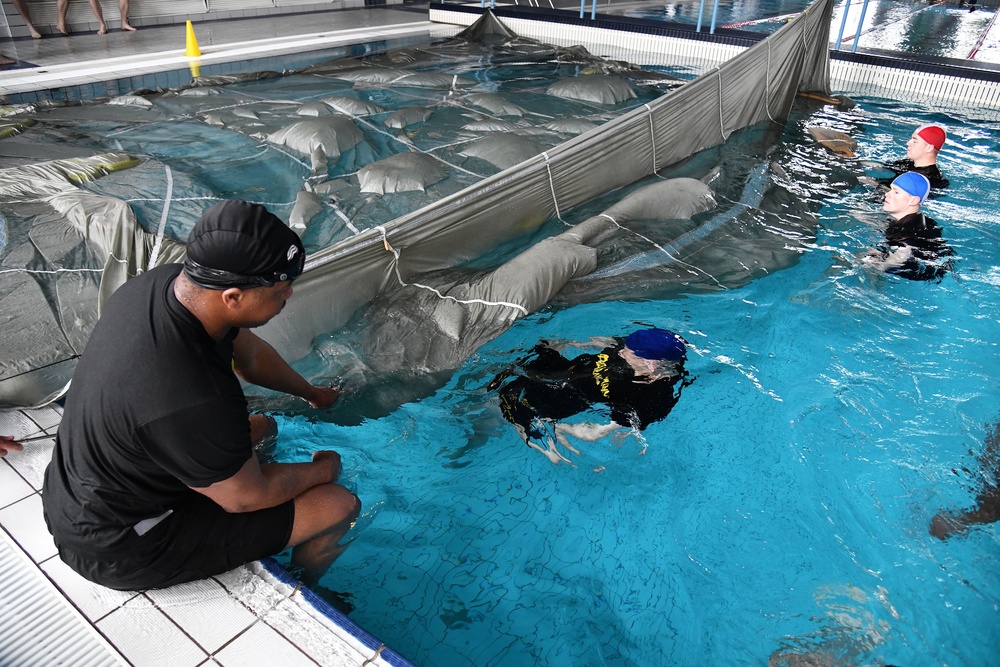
[358,153,446,194]
[356,221,601,376]
[265,117,366,172]
[455,10,520,41]
[319,96,385,117]
[460,133,545,170]
[546,75,637,105]
[0,154,185,407]
[464,93,527,117]
[260,0,836,362]
[384,106,433,129]
[0,0,835,409]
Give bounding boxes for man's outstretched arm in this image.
[232,328,340,408]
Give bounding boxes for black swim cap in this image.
[184,200,304,289]
[624,328,686,362]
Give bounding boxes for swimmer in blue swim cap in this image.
[866,171,953,281]
[490,327,690,464]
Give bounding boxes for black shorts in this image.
[60,493,295,591]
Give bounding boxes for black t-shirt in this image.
[43,264,252,557]
[879,212,954,282]
[878,159,949,190]
[493,343,684,440]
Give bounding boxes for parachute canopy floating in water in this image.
[0,1,836,409]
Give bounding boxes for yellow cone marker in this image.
[185,20,201,57]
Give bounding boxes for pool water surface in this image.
[4,15,998,666]
[614,0,1000,62]
[272,95,1000,666]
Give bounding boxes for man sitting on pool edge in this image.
[42,200,359,591]
[864,171,953,282]
[489,328,690,464]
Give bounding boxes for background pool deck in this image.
[1,1,997,665]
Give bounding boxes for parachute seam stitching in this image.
[542,151,562,222]
[147,165,173,272]
[645,104,657,174]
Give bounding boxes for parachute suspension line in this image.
[764,40,775,122]
[337,112,480,180]
[331,202,360,235]
[596,215,726,288]
[541,151,564,224]
[0,267,102,276]
[715,69,729,141]
[105,250,135,272]
[377,225,396,255]
[376,225,529,316]
[645,104,658,174]
[265,143,312,172]
[601,214,674,263]
[598,213,620,227]
[147,165,174,272]
[417,143,480,179]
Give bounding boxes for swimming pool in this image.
[270,97,1000,665]
[3,14,997,665]
[613,0,1000,62]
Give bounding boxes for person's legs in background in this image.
[119,0,136,31]
[11,0,42,38]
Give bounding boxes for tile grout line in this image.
[0,459,35,511]
[139,590,212,664]
[206,578,323,666]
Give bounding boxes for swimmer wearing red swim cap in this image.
[878,123,949,191]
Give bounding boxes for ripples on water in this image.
[272,94,1000,666]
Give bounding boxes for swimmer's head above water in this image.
[883,171,931,220]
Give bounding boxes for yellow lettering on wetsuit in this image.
[593,353,611,398]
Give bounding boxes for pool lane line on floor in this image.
[0,20,444,97]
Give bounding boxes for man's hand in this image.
[305,385,342,409]
[312,450,342,483]
[0,435,24,458]
[234,329,342,409]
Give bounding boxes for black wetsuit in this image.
[878,159,949,190]
[878,212,954,281]
[491,343,686,441]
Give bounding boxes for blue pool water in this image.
[5,15,997,664]
[273,97,1000,665]
[615,0,1000,62]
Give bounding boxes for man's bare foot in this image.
[121,22,137,32]
[29,28,42,39]
[56,22,69,35]
[97,23,108,35]
[0,56,15,66]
